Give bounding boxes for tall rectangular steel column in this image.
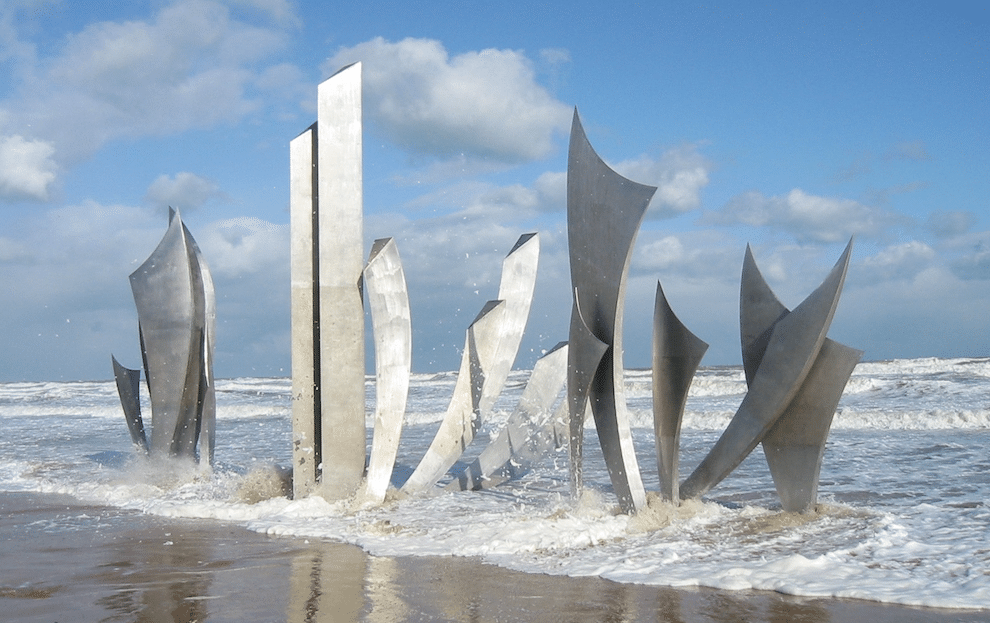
[316,62,366,499]
[290,63,366,501]
[289,124,319,499]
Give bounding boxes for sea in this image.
[1,356,988,610]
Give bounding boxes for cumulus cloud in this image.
[323,37,571,164]
[0,134,57,200]
[615,144,710,217]
[145,172,228,213]
[709,188,891,243]
[1,0,302,175]
[858,240,936,284]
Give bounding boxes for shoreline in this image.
[2,491,987,622]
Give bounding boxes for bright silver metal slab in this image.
[316,63,367,500]
[401,300,506,494]
[289,124,320,499]
[477,233,539,417]
[680,240,853,500]
[447,341,568,491]
[652,281,708,503]
[566,110,656,513]
[360,237,412,504]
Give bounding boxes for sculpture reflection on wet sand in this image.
[112,208,216,465]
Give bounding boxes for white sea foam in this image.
[1,357,988,609]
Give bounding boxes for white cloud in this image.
[145,172,227,213]
[711,188,891,243]
[858,240,936,284]
[1,0,302,173]
[0,134,56,200]
[323,37,571,164]
[615,144,710,216]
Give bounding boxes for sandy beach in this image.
[2,491,986,623]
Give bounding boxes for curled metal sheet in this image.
[447,341,568,491]
[478,233,539,417]
[652,282,708,503]
[360,237,412,504]
[740,244,862,512]
[401,300,506,494]
[120,210,214,463]
[680,240,854,501]
[111,355,147,451]
[566,109,657,513]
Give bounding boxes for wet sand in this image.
[2,492,987,623]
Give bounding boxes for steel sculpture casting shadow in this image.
[112,208,216,464]
[402,233,540,494]
[566,109,656,513]
[680,240,855,504]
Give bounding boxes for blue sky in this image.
[0,0,986,382]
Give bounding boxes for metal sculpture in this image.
[447,341,569,491]
[290,63,366,501]
[652,282,708,503]
[112,209,215,464]
[739,244,862,512]
[359,237,412,505]
[402,233,540,494]
[566,109,656,513]
[680,240,854,501]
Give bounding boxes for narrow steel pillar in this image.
[316,63,366,500]
[289,123,320,498]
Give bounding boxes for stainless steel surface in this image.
[111,356,147,451]
[739,244,862,512]
[316,63,366,500]
[447,341,568,491]
[289,124,319,499]
[566,110,656,513]
[402,233,539,494]
[401,300,506,494]
[360,237,412,504]
[121,211,214,463]
[652,282,708,503]
[680,240,853,500]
